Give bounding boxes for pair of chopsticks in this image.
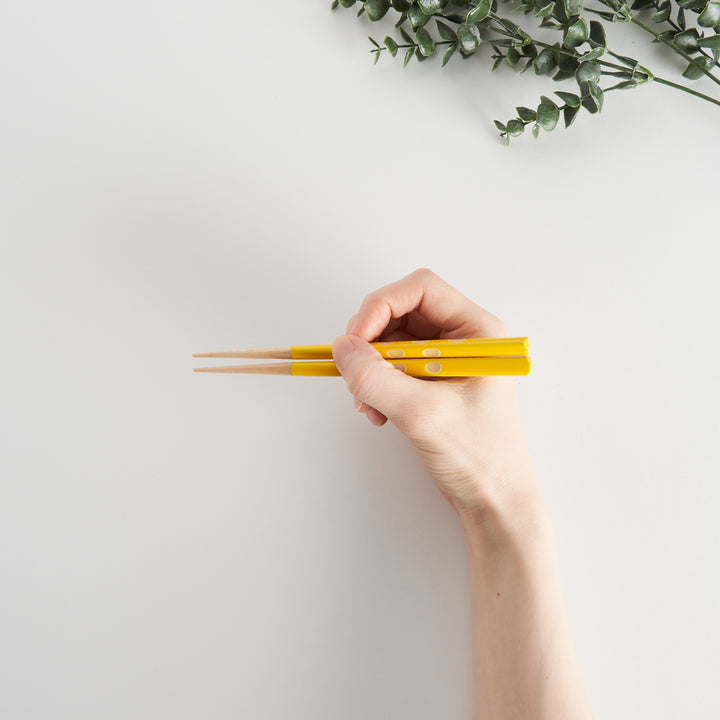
[193,337,531,377]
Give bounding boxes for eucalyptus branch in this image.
[331,0,720,143]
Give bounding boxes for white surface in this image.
[1,2,719,718]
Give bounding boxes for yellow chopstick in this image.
[193,337,529,360]
[194,356,532,378]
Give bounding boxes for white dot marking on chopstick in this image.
[387,349,405,358]
[422,348,441,357]
[425,362,442,374]
[395,364,407,373]
[412,340,429,344]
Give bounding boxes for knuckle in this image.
[412,267,437,282]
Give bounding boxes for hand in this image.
[332,268,538,521]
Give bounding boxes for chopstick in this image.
[193,356,531,377]
[193,337,529,360]
[193,337,532,378]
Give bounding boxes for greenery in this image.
[331,0,720,142]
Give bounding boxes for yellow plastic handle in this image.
[291,337,529,360]
[291,356,532,377]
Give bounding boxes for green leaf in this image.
[415,27,436,56]
[605,79,638,90]
[339,0,357,6]
[576,61,601,83]
[677,7,686,29]
[651,3,671,22]
[400,27,414,44]
[589,20,607,47]
[364,0,390,21]
[534,47,557,74]
[418,0,449,13]
[580,81,604,113]
[682,56,713,79]
[331,0,340,9]
[507,119,525,136]
[537,100,560,130]
[467,0,492,22]
[532,123,540,138]
[563,104,581,127]
[535,1,555,16]
[516,106,537,121]
[564,19,588,49]
[373,50,381,64]
[408,4,431,29]
[403,46,414,66]
[580,47,605,62]
[563,0,584,15]
[492,55,504,71]
[555,90,581,106]
[698,1,720,26]
[494,119,507,131]
[457,22,483,54]
[697,34,720,49]
[674,29,700,53]
[384,36,399,56]
[369,36,380,48]
[506,47,520,65]
[436,20,457,41]
[631,0,654,8]
[442,42,457,65]
[392,0,412,9]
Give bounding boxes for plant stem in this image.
[652,75,720,106]
[628,14,720,88]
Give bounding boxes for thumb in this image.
[332,335,420,421]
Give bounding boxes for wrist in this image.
[455,473,551,556]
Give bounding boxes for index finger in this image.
[351,268,506,343]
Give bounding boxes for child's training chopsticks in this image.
[193,337,531,377]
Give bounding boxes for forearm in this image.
[459,480,594,720]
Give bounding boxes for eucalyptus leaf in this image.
[507,119,525,135]
[364,0,390,20]
[467,0,492,22]
[555,90,581,106]
[537,99,560,129]
[408,4,431,29]
[589,20,607,48]
[415,27,436,56]
[534,47,557,74]
[535,2,555,16]
[507,47,521,65]
[674,29,700,54]
[682,56,713,79]
[494,119,507,131]
[403,46,414,66]
[436,20,458,41]
[697,34,720,49]
[418,0,449,13]
[457,22,483,54]
[516,106,537,121]
[576,61,601,83]
[563,104,581,126]
[442,42,457,65]
[564,19,588,49]
[698,1,720,27]
[384,36,398,56]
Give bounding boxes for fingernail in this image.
[332,336,355,372]
[354,397,363,411]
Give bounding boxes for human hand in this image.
[332,269,539,522]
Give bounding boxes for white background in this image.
[1,2,719,718]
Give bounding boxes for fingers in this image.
[332,334,421,422]
[351,268,506,343]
